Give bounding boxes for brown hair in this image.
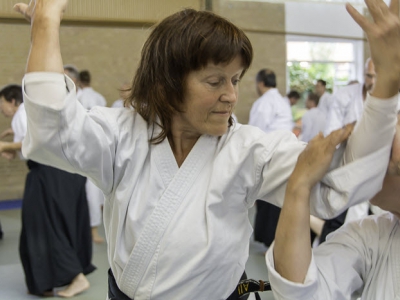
[127,8,253,143]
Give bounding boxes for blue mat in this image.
[0,199,22,211]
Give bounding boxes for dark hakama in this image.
[253,200,281,248]
[19,161,96,296]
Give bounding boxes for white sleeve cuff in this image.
[23,72,76,110]
[266,243,318,299]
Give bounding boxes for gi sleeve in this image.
[22,72,117,195]
[265,216,381,300]
[253,94,397,219]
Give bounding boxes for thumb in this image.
[13,3,27,13]
[327,122,355,148]
[13,3,30,21]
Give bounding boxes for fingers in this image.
[325,122,355,149]
[13,3,31,21]
[346,3,371,32]
[13,3,27,14]
[365,0,386,23]
[389,0,399,15]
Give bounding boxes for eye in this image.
[208,81,221,87]
[232,79,241,86]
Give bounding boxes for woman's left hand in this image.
[289,123,355,191]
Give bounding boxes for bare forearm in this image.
[1,142,22,152]
[371,74,399,100]
[27,13,63,74]
[274,184,312,283]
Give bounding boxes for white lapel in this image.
[119,134,218,298]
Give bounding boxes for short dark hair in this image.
[307,92,319,106]
[287,90,300,99]
[64,64,79,80]
[317,79,327,87]
[0,84,23,105]
[128,9,253,144]
[256,69,276,88]
[79,70,91,85]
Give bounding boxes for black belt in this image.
[108,269,270,300]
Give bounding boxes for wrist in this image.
[31,9,62,27]
[286,180,313,202]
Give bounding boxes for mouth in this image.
[213,111,230,114]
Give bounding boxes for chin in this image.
[207,126,229,137]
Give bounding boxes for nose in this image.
[220,82,238,104]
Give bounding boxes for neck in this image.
[168,134,198,167]
[169,117,201,167]
[362,84,368,101]
[260,86,273,95]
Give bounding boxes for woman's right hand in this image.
[14,0,68,23]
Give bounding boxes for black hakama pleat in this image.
[19,161,96,295]
[253,200,281,248]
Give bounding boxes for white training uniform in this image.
[111,99,124,108]
[300,107,326,143]
[267,213,400,300]
[324,83,364,136]
[11,103,27,159]
[79,86,107,110]
[22,73,397,300]
[248,88,293,133]
[79,86,107,227]
[317,92,332,117]
[324,83,400,223]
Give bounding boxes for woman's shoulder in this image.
[227,123,298,146]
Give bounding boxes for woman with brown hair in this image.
[14,0,400,298]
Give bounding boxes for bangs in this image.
[186,14,253,74]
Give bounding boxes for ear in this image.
[11,98,17,107]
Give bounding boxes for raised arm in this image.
[14,0,67,74]
[273,126,353,283]
[14,0,117,194]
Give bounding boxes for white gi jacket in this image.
[324,83,364,136]
[21,73,397,300]
[11,103,27,159]
[79,86,107,110]
[317,92,332,117]
[266,213,400,300]
[325,84,400,223]
[248,88,293,133]
[300,107,326,143]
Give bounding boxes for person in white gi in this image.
[315,79,332,117]
[77,69,108,243]
[249,70,294,249]
[267,113,400,299]
[63,64,82,99]
[14,1,399,299]
[0,83,95,297]
[78,70,107,110]
[300,93,326,143]
[249,69,294,133]
[285,90,301,107]
[0,84,26,160]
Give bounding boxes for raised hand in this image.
[347,0,400,98]
[14,0,68,23]
[288,123,355,191]
[0,128,13,139]
[1,151,16,160]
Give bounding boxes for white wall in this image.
[285,1,364,39]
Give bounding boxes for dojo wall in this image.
[0,0,201,200]
[0,0,367,200]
